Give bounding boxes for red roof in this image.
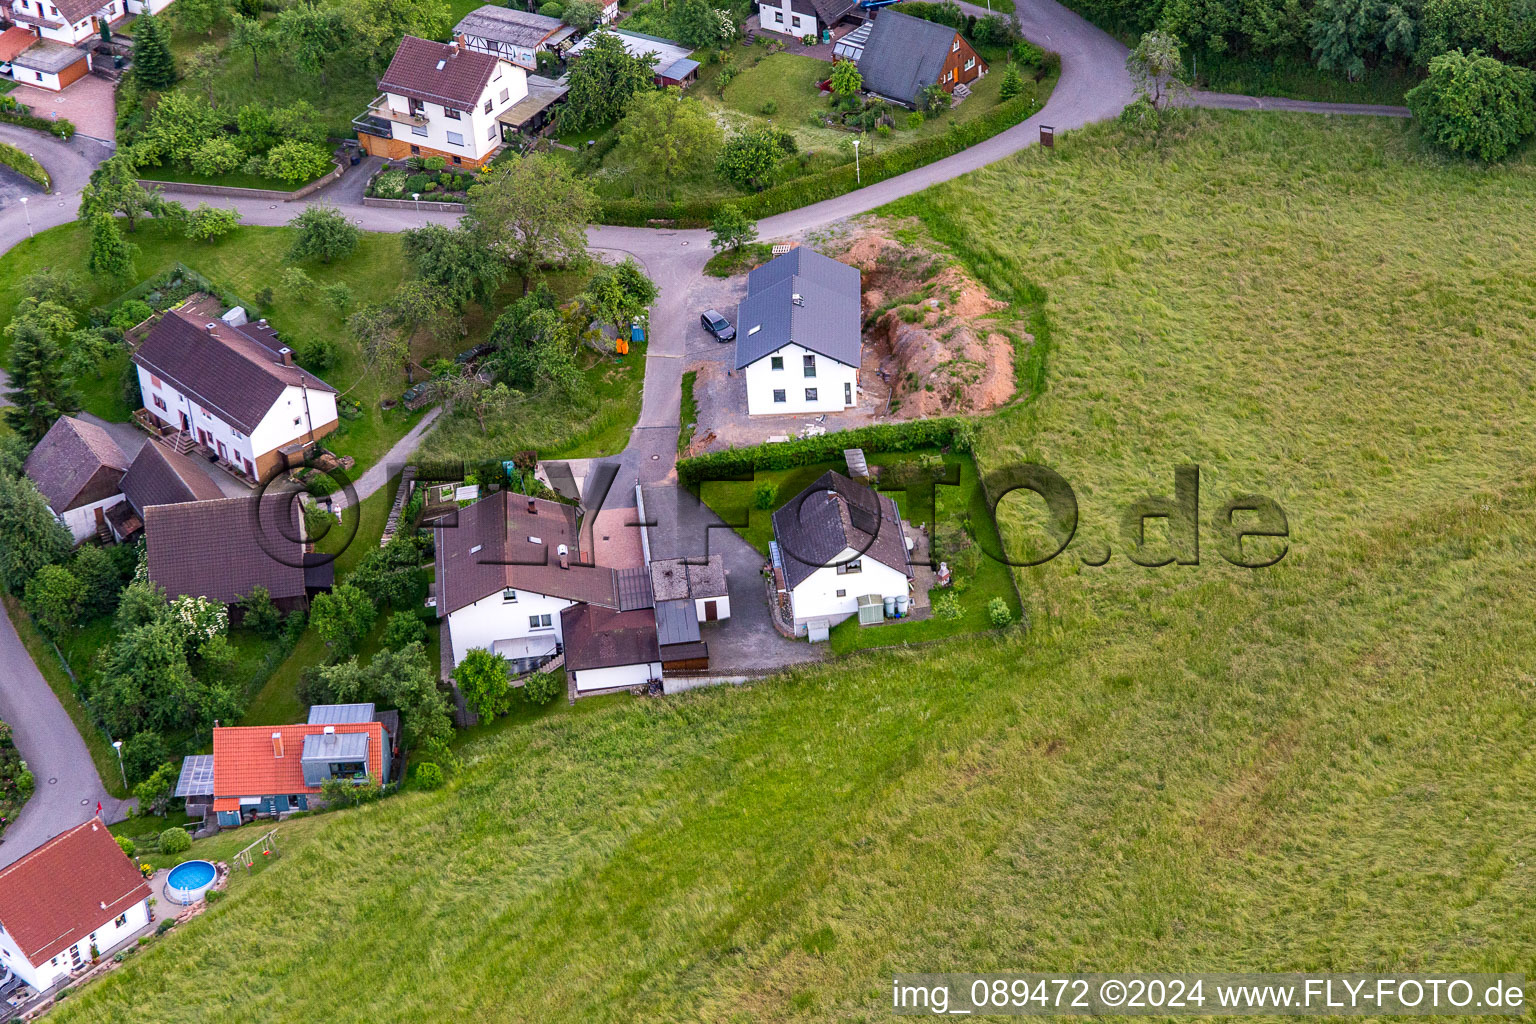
[0,819,151,966]
[0,27,37,63]
[211,723,384,798]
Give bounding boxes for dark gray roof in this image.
[615,566,655,610]
[455,5,563,47]
[789,0,857,24]
[649,555,726,601]
[174,755,215,798]
[301,730,371,762]
[856,10,958,105]
[145,494,314,604]
[22,415,127,513]
[560,604,660,672]
[654,598,700,646]
[308,703,376,725]
[735,248,862,370]
[771,470,912,590]
[658,57,699,80]
[120,442,224,515]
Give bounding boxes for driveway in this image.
[12,75,117,143]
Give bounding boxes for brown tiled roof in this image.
[51,0,107,24]
[560,603,660,672]
[0,26,37,62]
[144,494,313,604]
[22,415,128,513]
[380,36,502,113]
[212,722,384,798]
[434,491,619,614]
[772,470,912,590]
[120,442,224,514]
[132,308,335,436]
[0,818,151,967]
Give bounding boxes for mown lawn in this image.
[49,113,1536,1023]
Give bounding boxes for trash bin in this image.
[113,54,123,69]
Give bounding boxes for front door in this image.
[197,428,209,447]
[180,412,190,431]
[244,457,255,478]
[703,600,718,622]
[217,441,228,461]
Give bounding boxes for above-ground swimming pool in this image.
[163,859,216,905]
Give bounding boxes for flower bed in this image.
[365,157,480,204]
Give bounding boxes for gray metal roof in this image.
[174,755,215,798]
[307,703,376,725]
[654,598,701,646]
[734,249,862,370]
[855,10,957,106]
[616,566,656,611]
[658,57,699,80]
[454,5,563,47]
[301,731,371,761]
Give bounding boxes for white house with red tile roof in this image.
[0,818,151,993]
[208,718,390,829]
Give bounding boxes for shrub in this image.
[16,770,34,799]
[677,418,966,489]
[999,63,1025,101]
[403,173,430,195]
[189,136,243,177]
[264,140,333,184]
[761,99,778,115]
[110,298,154,332]
[422,155,447,171]
[414,762,445,790]
[372,169,408,197]
[522,670,562,706]
[933,590,963,621]
[752,479,779,510]
[321,282,352,314]
[205,888,225,903]
[156,919,174,936]
[184,203,241,242]
[1013,40,1045,67]
[1407,49,1536,162]
[157,827,191,855]
[987,597,1013,628]
[115,836,136,857]
[906,111,925,130]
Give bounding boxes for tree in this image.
[273,1,346,85]
[92,619,199,734]
[263,140,333,184]
[560,29,658,133]
[709,203,757,252]
[24,564,80,635]
[288,204,359,263]
[310,582,377,656]
[175,0,226,36]
[348,536,428,609]
[141,90,223,163]
[229,13,274,80]
[190,136,243,177]
[485,285,583,394]
[561,0,600,24]
[236,585,282,637]
[349,302,409,383]
[87,215,139,284]
[334,0,451,69]
[716,127,791,191]
[999,62,1025,100]
[157,827,191,855]
[674,0,734,49]
[131,15,177,89]
[372,642,452,749]
[382,610,428,649]
[1407,48,1536,160]
[120,730,169,784]
[465,155,595,292]
[185,203,242,241]
[80,155,182,231]
[581,258,657,343]
[455,647,513,721]
[522,669,561,705]
[390,279,461,350]
[0,474,71,594]
[401,224,506,310]
[133,761,179,816]
[917,81,950,113]
[1126,30,1188,109]
[3,324,80,443]
[72,544,124,620]
[830,59,862,99]
[614,88,723,195]
[183,42,224,105]
[271,100,328,146]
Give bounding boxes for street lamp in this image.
[852,139,861,185]
[111,739,127,790]
[412,192,421,214]
[18,196,31,238]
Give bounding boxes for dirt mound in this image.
[838,231,1024,419]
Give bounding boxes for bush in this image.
[752,479,779,510]
[403,173,430,195]
[987,597,1013,628]
[677,418,966,488]
[1013,40,1045,67]
[906,111,925,130]
[761,99,778,115]
[116,836,136,857]
[933,590,963,621]
[372,169,408,197]
[522,671,562,706]
[414,762,445,790]
[189,136,243,177]
[264,140,333,184]
[422,155,446,171]
[16,770,34,799]
[156,919,175,936]
[0,141,51,189]
[1407,49,1536,162]
[157,827,191,855]
[382,610,428,650]
[109,298,154,332]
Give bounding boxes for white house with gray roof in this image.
[735,248,863,417]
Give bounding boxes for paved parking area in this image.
[12,74,117,141]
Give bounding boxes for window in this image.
[499,88,510,103]
[408,97,425,116]
[835,589,846,598]
[502,588,518,603]
[965,57,975,71]
[804,387,818,401]
[34,72,41,82]
[443,107,461,120]
[199,405,211,418]
[115,913,127,928]
[293,417,301,426]
[453,155,462,164]
[484,98,493,114]
[773,9,782,20]
[487,123,497,140]
[952,38,960,52]
[446,131,465,146]
[770,355,783,370]
[529,613,553,629]
[803,354,816,377]
[838,558,862,574]
[411,125,428,137]
[772,389,786,403]
[844,382,852,404]
[152,395,167,412]
[410,145,421,154]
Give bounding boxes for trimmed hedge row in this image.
[676,417,971,489]
[0,141,50,190]
[0,107,75,140]
[596,86,1049,228]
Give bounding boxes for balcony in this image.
[351,95,427,138]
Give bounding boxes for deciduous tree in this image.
[709,203,756,251]
[465,155,595,292]
[81,155,183,231]
[401,223,506,310]
[455,647,513,720]
[580,258,657,343]
[310,582,377,656]
[614,88,722,195]
[1407,47,1536,160]
[288,204,359,263]
[560,29,657,133]
[1126,29,1188,109]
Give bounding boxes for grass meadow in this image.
[50,112,1536,1021]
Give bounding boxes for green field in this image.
[51,112,1536,1021]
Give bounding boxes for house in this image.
[353,36,526,169]
[0,818,151,993]
[205,715,391,828]
[9,39,90,92]
[3,0,115,48]
[560,603,662,695]
[852,10,987,108]
[771,470,913,636]
[568,29,698,88]
[755,0,858,40]
[132,305,338,484]
[144,494,333,612]
[735,247,863,417]
[434,490,625,675]
[105,440,224,543]
[454,6,578,69]
[22,415,128,543]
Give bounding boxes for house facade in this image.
[454,6,576,69]
[354,36,526,169]
[0,819,152,993]
[208,718,390,828]
[133,306,338,484]
[735,247,863,417]
[4,0,115,47]
[772,471,913,634]
[22,415,128,543]
[754,0,857,39]
[853,10,987,107]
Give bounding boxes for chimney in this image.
[271,731,283,758]
[324,725,337,745]
[279,346,295,367]
[558,543,569,570]
[527,496,536,514]
[448,39,459,55]
[206,322,218,333]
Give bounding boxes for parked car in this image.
[700,309,735,342]
[0,62,12,77]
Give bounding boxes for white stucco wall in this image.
[0,897,148,992]
[694,594,730,621]
[56,493,121,543]
[743,343,858,416]
[383,59,527,163]
[248,384,339,459]
[788,546,909,626]
[445,588,574,667]
[756,0,815,36]
[571,660,662,693]
[140,367,337,477]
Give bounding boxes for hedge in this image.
[0,106,75,140]
[676,417,970,489]
[595,86,1050,227]
[0,141,50,190]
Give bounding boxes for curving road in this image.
[0,0,1412,859]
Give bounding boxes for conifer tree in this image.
[3,323,80,444]
[131,15,178,90]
